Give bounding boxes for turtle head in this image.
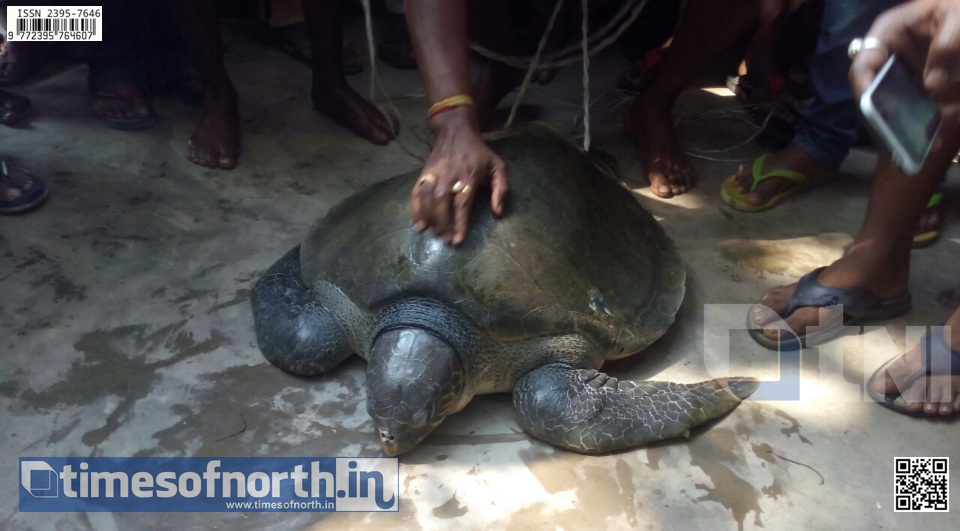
[366,328,466,456]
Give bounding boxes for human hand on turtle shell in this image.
[411,106,509,246]
[850,0,960,120]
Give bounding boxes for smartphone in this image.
[860,55,942,175]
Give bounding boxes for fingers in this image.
[490,162,509,217]
[850,2,935,99]
[412,172,437,232]
[410,131,510,244]
[925,1,960,94]
[451,181,477,246]
[432,179,455,242]
[849,48,890,100]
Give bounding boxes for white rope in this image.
[504,0,566,129]
[357,0,644,160]
[360,0,376,102]
[580,0,590,151]
[470,0,648,70]
[360,0,430,162]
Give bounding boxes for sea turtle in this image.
[251,124,756,456]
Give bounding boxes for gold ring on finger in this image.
[451,181,466,194]
[418,173,437,187]
[848,37,888,60]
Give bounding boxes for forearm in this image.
[404,0,477,130]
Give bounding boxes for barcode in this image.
[6,6,102,42]
[16,18,97,33]
[895,457,949,512]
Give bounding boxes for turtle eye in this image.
[411,404,433,428]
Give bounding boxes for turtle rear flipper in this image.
[513,364,758,454]
[251,246,353,375]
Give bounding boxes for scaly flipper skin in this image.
[250,246,353,375]
[513,364,759,454]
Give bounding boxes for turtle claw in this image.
[722,377,760,400]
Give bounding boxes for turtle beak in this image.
[378,428,401,457]
[375,426,429,457]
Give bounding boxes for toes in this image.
[752,284,795,327]
[188,143,219,169]
[734,165,752,193]
[934,377,958,415]
[874,353,913,395]
[367,127,391,146]
[217,146,240,170]
[663,164,696,196]
[903,377,928,412]
[746,192,765,207]
[648,171,673,198]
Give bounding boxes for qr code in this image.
[895,457,949,512]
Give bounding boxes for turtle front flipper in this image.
[251,246,353,375]
[513,364,758,454]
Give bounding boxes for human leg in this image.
[623,0,760,198]
[302,0,395,145]
[749,119,958,347]
[168,0,241,169]
[729,0,903,207]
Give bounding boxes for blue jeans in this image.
[792,0,903,166]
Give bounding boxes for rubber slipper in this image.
[92,91,158,131]
[720,154,826,213]
[0,159,49,214]
[912,191,942,248]
[0,52,47,87]
[0,89,30,126]
[747,266,912,351]
[866,323,960,416]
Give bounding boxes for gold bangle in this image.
[428,95,475,120]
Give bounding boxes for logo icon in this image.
[21,460,58,498]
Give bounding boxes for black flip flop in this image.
[0,160,49,214]
[0,88,30,126]
[747,267,912,351]
[866,324,960,416]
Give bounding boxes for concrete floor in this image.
[2,24,959,531]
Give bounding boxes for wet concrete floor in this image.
[1,23,958,531]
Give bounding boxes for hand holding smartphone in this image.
[859,55,942,175]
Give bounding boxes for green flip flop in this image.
[913,191,943,248]
[720,154,818,212]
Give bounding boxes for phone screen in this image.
[868,57,941,170]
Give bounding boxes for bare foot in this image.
[749,240,911,342]
[187,96,240,170]
[92,82,152,125]
[0,41,49,85]
[312,79,394,146]
[872,307,960,415]
[624,98,695,198]
[732,145,835,207]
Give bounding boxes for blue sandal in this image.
[0,159,49,214]
[866,324,960,416]
[748,267,912,350]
